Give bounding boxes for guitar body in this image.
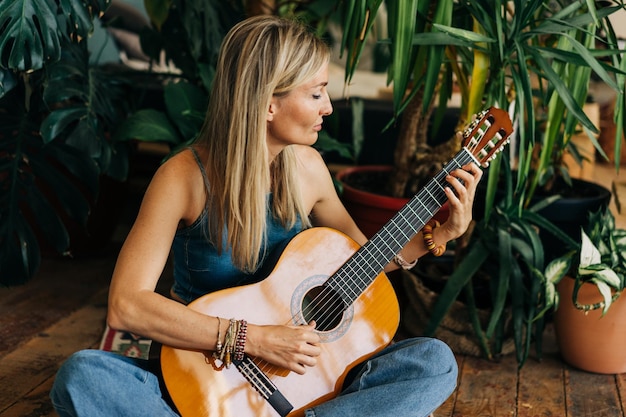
[161,227,400,417]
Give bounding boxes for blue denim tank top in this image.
[170,149,303,304]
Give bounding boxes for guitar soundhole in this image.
[301,286,346,332]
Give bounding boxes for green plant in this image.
[329,0,625,365]
[0,0,133,285]
[115,0,354,159]
[541,208,626,316]
[0,0,353,286]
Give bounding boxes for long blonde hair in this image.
[195,15,330,272]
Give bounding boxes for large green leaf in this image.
[0,85,99,285]
[0,0,61,71]
[42,41,130,179]
[0,0,110,73]
[163,81,208,141]
[388,0,419,111]
[115,109,182,144]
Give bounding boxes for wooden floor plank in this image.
[0,288,108,416]
[565,368,622,417]
[0,375,57,417]
[451,353,519,416]
[517,324,566,417]
[0,253,115,359]
[617,374,626,416]
[518,351,566,417]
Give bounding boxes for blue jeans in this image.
[51,338,457,417]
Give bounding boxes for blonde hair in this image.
[195,15,330,272]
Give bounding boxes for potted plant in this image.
[540,208,626,373]
[0,0,136,285]
[321,0,625,365]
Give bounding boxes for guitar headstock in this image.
[462,107,513,168]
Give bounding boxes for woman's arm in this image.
[107,149,321,374]
[107,150,220,350]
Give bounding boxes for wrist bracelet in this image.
[233,320,247,361]
[393,253,418,270]
[215,316,223,353]
[422,220,446,257]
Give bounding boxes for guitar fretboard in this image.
[328,148,477,306]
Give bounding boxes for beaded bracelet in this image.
[233,320,247,361]
[422,220,446,257]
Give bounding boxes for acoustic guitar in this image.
[161,107,513,417]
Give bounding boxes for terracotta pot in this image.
[336,165,449,239]
[554,276,626,374]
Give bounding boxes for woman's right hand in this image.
[245,322,321,375]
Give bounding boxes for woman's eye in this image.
[313,94,322,99]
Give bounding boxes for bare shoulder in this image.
[155,148,202,178]
[291,145,340,211]
[145,147,206,224]
[292,145,329,177]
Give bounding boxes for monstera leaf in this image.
[0,85,100,286]
[0,0,127,285]
[0,0,110,74]
[42,41,131,180]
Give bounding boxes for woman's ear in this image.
[267,101,276,122]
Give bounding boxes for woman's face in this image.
[266,62,333,157]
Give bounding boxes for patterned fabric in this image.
[99,325,152,359]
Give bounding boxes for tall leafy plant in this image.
[0,0,352,287]
[428,0,624,366]
[332,0,625,365]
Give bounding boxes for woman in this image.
[51,15,482,417]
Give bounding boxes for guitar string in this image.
[242,120,501,382]
[307,158,463,331]
[236,357,274,399]
[238,151,472,399]
[311,125,514,331]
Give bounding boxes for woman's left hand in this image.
[437,162,483,242]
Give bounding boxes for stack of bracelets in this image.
[213,317,247,368]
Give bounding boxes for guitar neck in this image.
[329,147,478,305]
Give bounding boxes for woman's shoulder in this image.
[292,144,326,169]
[156,147,205,179]
[148,147,208,224]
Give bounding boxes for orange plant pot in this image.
[554,277,626,374]
[336,166,449,239]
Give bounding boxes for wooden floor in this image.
[1,162,625,417]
